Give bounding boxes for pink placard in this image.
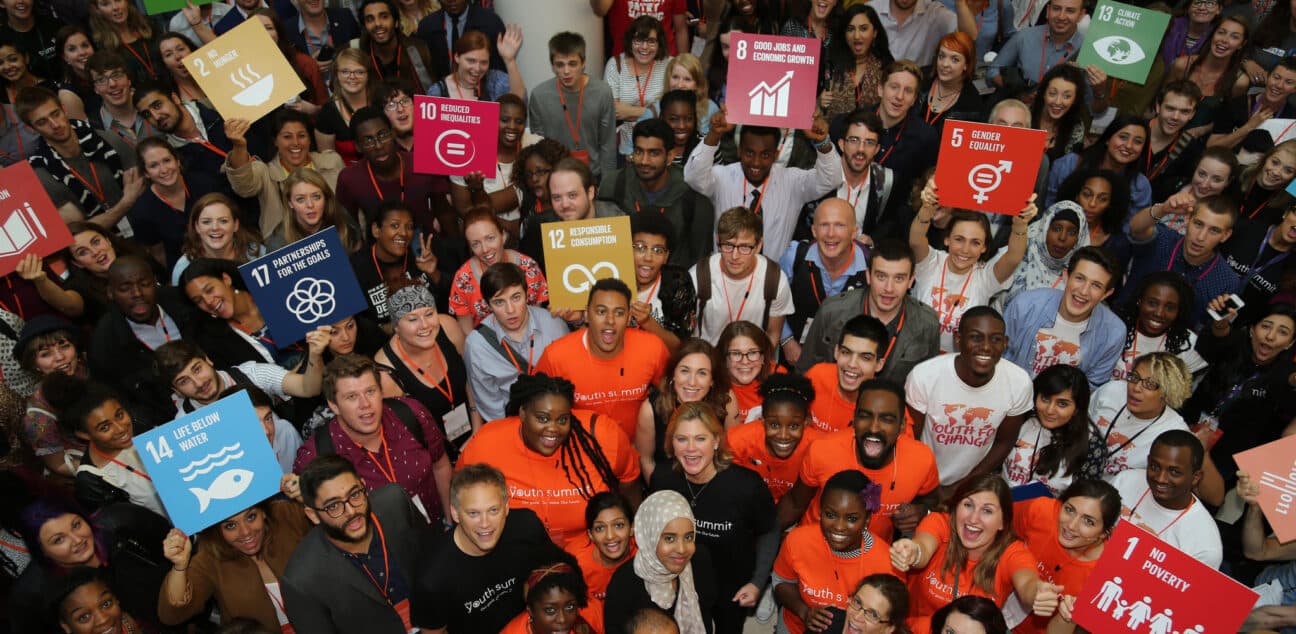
[724,33,820,130]
[412,96,499,178]
[1235,434,1296,543]
[0,162,73,277]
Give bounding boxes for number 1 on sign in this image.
[1122,536,1139,560]
[145,438,174,464]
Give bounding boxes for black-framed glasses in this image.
[315,487,366,518]
[383,96,412,112]
[718,242,757,255]
[337,68,367,78]
[92,71,128,86]
[358,130,394,149]
[523,168,552,180]
[727,349,763,362]
[1125,371,1161,391]
[847,596,891,624]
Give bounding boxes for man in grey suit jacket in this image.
[281,455,430,633]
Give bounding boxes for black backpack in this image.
[312,398,428,456]
[694,254,781,334]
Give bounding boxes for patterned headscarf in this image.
[386,284,436,324]
[1003,200,1091,306]
[633,490,706,634]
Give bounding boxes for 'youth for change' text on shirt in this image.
[534,328,670,440]
[913,249,1011,353]
[1087,380,1188,481]
[905,355,1033,486]
[1111,469,1222,569]
[772,524,897,634]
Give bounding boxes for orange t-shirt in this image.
[498,600,605,634]
[772,524,900,634]
[905,512,1039,634]
[805,363,856,433]
[1011,498,1101,634]
[534,329,669,439]
[566,538,637,602]
[726,420,821,503]
[732,380,762,422]
[456,411,641,548]
[797,430,941,540]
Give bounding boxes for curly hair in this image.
[1132,351,1191,409]
[507,373,621,501]
[1119,272,1195,355]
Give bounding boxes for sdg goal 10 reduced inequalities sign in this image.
[1077,0,1171,84]
[412,96,499,178]
[724,33,821,130]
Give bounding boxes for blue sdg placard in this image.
[239,226,367,345]
[133,391,284,535]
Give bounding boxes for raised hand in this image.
[162,528,192,569]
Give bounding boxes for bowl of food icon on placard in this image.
[230,64,273,106]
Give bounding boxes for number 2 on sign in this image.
[191,58,209,77]
[249,263,271,287]
[145,438,174,464]
[548,228,565,249]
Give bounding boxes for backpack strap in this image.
[760,256,780,328]
[694,255,712,335]
[223,365,253,390]
[405,44,433,93]
[876,165,894,214]
[383,397,427,450]
[313,421,336,457]
[473,323,531,374]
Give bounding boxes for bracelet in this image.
[1013,231,1027,236]
[1149,205,1164,221]
[911,542,923,568]
[172,566,187,572]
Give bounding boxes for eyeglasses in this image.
[358,130,394,149]
[631,36,657,46]
[632,242,668,256]
[383,96,412,112]
[718,242,757,255]
[1125,371,1161,392]
[314,487,366,518]
[847,596,891,624]
[92,71,127,86]
[337,68,367,78]
[523,168,552,180]
[727,349,763,362]
[1190,0,1219,6]
[843,136,879,148]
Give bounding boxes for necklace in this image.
[683,475,713,507]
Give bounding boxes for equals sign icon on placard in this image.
[445,142,467,157]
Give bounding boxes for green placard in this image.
[1076,0,1170,84]
[143,0,213,16]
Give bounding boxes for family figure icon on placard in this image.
[1090,576,1207,634]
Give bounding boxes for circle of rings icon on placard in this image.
[563,262,619,294]
[285,277,337,323]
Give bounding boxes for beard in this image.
[855,434,895,470]
[321,513,369,543]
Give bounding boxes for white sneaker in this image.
[755,584,776,623]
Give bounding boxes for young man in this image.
[16,86,142,229]
[212,0,263,34]
[684,107,842,259]
[412,464,563,633]
[292,354,452,527]
[866,0,958,65]
[1145,81,1206,199]
[834,109,901,242]
[0,0,62,79]
[1003,247,1124,388]
[689,206,794,346]
[534,278,671,440]
[629,212,697,352]
[415,0,507,78]
[335,107,454,234]
[282,455,427,633]
[376,82,416,153]
[155,334,329,412]
[870,61,938,201]
[1121,194,1241,326]
[797,239,941,383]
[1111,430,1223,568]
[224,385,302,472]
[359,0,434,93]
[286,0,360,78]
[87,52,151,147]
[1224,206,1296,322]
[132,81,245,176]
[597,118,714,266]
[779,198,869,365]
[518,157,625,270]
[803,315,889,433]
[905,306,1033,491]
[528,31,617,180]
[1209,57,1296,150]
[463,262,570,422]
[777,378,941,541]
[988,0,1087,92]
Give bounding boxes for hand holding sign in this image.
[935,121,1047,215]
[239,227,367,346]
[1077,0,1172,84]
[725,33,821,129]
[0,162,73,278]
[412,96,500,177]
[183,18,306,123]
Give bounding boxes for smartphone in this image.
[1207,294,1244,322]
[317,44,336,62]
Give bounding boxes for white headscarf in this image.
[1003,200,1091,306]
[632,490,707,634]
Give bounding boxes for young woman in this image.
[1001,201,1088,308]
[272,167,362,252]
[1046,115,1153,210]
[449,94,540,236]
[250,10,326,116]
[0,40,85,120]
[181,258,293,367]
[889,475,1057,634]
[1114,272,1206,382]
[919,32,981,133]
[606,16,670,156]
[512,139,571,225]
[315,47,375,165]
[773,469,893,634]
[603,489,719,633]
[1008,479,1121,633]
[172,193,266,285]
[88,0,160,81]
[910,178,1036,352]
[1003,365,1092,496]
[641,54,719,137]
[717,321,778,423]
[1084,351,1191,481]
[724,372,819,504]
[649,402,778,634]
[156,32,210,107]
[348,202,453,325]
[14,316,88,480]
[448,209,548,332]
[1237,139,1296,227]
[1160,0,1221,68]
[131,137,225,268]
[395,0,435,36]
[638,338,738,480]
[427,27,525,102]
[819,5,893,119]
[781,0,840,48]
[844,574,910,634]
[1054,169,1130,247]
[1155,147,1240,234]
[50,567,150,634]
[499,552,602,634]
[56,25,97,106]
[1031,65,1088,161]
[930,596,1009,634]
[157,500,312,630]
[1168,15,1251,134]
[61,222,141,322]
[569,492,637,601]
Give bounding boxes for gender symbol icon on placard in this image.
[179,442,254,512]
[0,202,48,257]
[749,70,794,117]
[968,160,1013,203]
[564,262,619,294]
[285,277,336,324]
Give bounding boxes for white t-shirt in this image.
[76,447,168,519]
[448,131,540,221]
[689,254,793,344]
[1031,314,1088,376]
[1088,381,1189,481]
[913,248,1011,352]
[837,169,872,231]
[1112,469,1223,569]
[1110,331,1207,383]
[906,354,1034,485]
[1002,416,1075,495]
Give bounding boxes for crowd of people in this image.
[0,0,1294,632]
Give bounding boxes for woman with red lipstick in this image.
[1030,65,1086,162]
[158,500,311,631]
[639,338,736,480]
[772,469,894,634]
[130,137,225,269]
[449,95,540,238]
[820,5,893,119]
[272,167,362,252]
[890,475,1059,634]
[570,492,638,601]
[918,32,981,134]
[1002,365,1092,496]
[447,209,548,332]
[725,373,819,504]
[1113,272,1205,383]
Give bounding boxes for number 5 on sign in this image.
[541,216,635,309]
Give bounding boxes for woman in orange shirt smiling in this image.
[726,373,822,503]
[718,321,782,422]
[567,492,637,602]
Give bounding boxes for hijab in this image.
[632,490,706,634]
[1003,201,1090,306]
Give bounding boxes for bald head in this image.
[812,198,860,261]
[625,606,681,634]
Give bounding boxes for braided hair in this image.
[758,372,816,414]
[1119,272,1195,355]
[507,373,620,500]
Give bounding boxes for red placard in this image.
[724,33,820,130]
[0,162,73,277]
[934,120,1047,215]
[1072,522,1257,634]
[1235,434,1296,543]
[412,96,499,178]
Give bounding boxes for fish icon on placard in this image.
[189,468,255,512]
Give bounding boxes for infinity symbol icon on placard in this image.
[563,262,619,293]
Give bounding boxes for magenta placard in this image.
[412,96,499,178]
[724,33,820,130]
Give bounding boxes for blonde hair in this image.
[281,168,359,251]
[329,47,377,102]
[1132,351,1191,409]
[664,402,733,471]
[1241,139,1296,192]
[397,0,438,35]
[665,53,709,120]
[88,0,153,51]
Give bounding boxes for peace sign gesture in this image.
[414,233,439,277]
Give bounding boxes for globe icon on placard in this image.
[1106,39,1132,62]
[1093,36,1145,65]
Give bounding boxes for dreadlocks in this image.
[1120,271,1195,354]
[506,373,620,500]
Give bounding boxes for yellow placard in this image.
[182,18,306,123]
[542,216,636,310]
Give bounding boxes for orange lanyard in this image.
[845,179,866,210]
[924,83,954,125]
[724,270,758,323]
[501,334,536,375]
[186,136,228,159]
[152,179,189,212]
[367,156,405,202]
[132,313,173,349]
[558,77,587,146]
[355,428,400,484]
[1051,270,1065,288]
[0,537,27,554]
[1038,32,1073,83]
[301,22,334,59]
[743,175,771,215]
[177,83,200,104]
[631,59,655,106]
[121,38,155,76]
[394,338,454,403]
[451,74,480,100]
[231,317,277,350]
[875,109,907,166]
[1245,183,1279,219]
[937,258,975,331]
[356,514,395,603]
[642,274,662,303]
[370,44,401,82]
[1146,128,1182,180]
[1130,489,1195,536]
[863,298,904,365]
[68,161,106,203]
[92,446,152,481]
[371,245,409,282]
[1125,333,1163,374]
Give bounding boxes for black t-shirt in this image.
[410,507,562,633]
[648,463,775,594]
[0,16,62,80]
[603,543,718,634]
[1221,220,1294,324]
